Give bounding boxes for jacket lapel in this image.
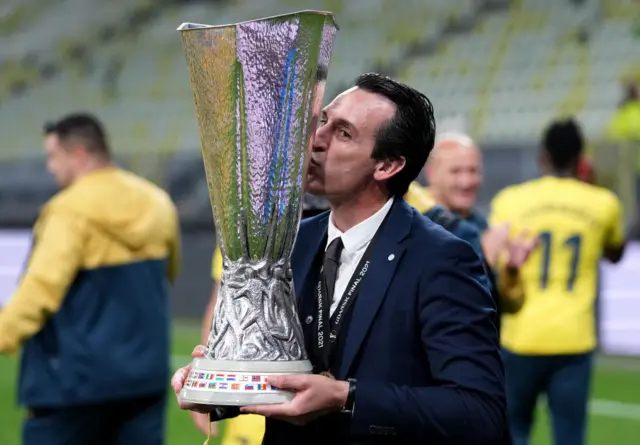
[292,212,329,307]
[339,198,414,378]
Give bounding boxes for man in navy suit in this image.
[173,73,506,444]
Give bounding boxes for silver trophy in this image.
[177,11,338,406]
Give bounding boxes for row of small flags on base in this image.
[185,380,275,391]
[191,372,263,383]
[186,371,277,391]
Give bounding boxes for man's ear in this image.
[373,157,406,182]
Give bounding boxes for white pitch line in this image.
[170,355,640,421]
[590,399,640,420]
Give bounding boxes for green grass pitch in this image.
[1,321,639,445]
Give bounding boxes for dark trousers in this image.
[22,392,166,445]
[502,348,593,445]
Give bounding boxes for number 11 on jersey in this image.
[538,231,582,291]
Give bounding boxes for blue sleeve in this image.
[350,239,506,444]
[453,220,485,262]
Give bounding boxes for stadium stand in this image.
[1,0,637,158]
[401,0,640,142]
[0,0,638,227]
[0,0,484,161]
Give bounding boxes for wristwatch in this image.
[340,378,357,416]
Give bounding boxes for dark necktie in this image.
[323,237,344,305]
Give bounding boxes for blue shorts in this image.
[22,392,166,445]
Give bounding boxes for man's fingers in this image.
[240,402,297,417]
[511,229,529,246]
[172,366,190,393]
[488,223,510,242]
[192,345,207,358]
[266,374,306,390]
[529,235,540,250]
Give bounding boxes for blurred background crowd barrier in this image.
[0,0,638,320]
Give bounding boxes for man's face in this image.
[44,134,78,188]
[305,87,396,200]
[427,142,482,213]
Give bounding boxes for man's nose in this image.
[459,172,479,187]
[312,126,329,152]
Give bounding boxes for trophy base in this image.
[179,357,313,406]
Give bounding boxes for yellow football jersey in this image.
[404,181,437,214]
[220,414,265,445]
[490,176,624,355]
[212,246,223,282]
[211,248,265,444]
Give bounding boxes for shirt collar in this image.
[326,198,393,253]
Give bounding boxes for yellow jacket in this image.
[0,167,180,406]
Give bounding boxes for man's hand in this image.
[505,229,538,272]
[494,229,538,314]
[240,374,349,426]
[172,345,214,414]
[482,223,511,267]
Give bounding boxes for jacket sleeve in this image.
[167,206,181,284]
[455,220,485,262]
[350,239,506,444]
[0,209,84,354]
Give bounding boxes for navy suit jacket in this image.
[261,198,505,444]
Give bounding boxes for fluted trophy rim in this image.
[176,9,339,32]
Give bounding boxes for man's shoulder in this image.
[47,169,175,213]
[491,181,527,208]
[408,207,472,256]
[118,169,177,209]
[41,181,83,218]
[298,210,330,233]
[575,181,622,209]
[291,211,329,256]
[425,203,480,237]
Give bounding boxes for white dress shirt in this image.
[325,198,394,316]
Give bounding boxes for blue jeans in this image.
[502,349,593,445]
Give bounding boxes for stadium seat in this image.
[0,0,637,159]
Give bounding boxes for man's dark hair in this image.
[44,112,111,158]
[355,73,436,196]
[542,117,584,172]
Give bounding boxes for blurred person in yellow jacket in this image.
[607,81,640,142]
[0,113,181,445]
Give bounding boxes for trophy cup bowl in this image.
[177,11,338,406]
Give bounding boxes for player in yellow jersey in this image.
[190,195,330,445]
[490,119,626,445]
